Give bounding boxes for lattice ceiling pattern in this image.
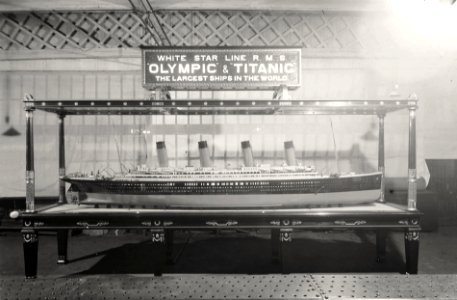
[160,11,365,49]
[0,12,155,50]
[0,10,393,51]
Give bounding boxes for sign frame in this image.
[141,46,302,90]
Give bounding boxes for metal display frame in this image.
[17,95,421,278]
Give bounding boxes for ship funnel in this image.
[198,141,212,167]
[241,140,254,167]
[156,141,169,167]
[284,140,297,166]
[135,126,147,166]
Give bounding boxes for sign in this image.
[142,47,301,90]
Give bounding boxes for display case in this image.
[14,95,421,278]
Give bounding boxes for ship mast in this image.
[329,118,340,174]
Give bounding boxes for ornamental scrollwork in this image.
[280,231,292,242]
[206,220,238,227]
[405,231,420,241]
[23,232,38,243]
[334,220,367,226]
[76,221,109,228]
[291,220,302,226]
[141,220,173,227]
[152,232,165,243]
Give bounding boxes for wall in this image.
[2,8,457,197]
[0,48,437,197]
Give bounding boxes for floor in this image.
[2,274,457,299]
[1,226,457,276]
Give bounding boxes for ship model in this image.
[64,140,382,208]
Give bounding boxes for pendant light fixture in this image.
[2,84,21,137]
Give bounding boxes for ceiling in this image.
[0,0,393,12]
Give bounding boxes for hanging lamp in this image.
[2,97,21,136]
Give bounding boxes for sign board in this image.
[142,47,301,90]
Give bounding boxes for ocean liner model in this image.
[64,141,382,208]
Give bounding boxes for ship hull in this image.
[80,190,380,208]
[66,172,382,208]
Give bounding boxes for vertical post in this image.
[165,229,174,264]
[271,229,282,264]
[408,108,417,211]
[404,231,419,274]
[151,229,166,276]
[405,104,419,273]
[378,113,385,203]
[23,96,38,278]
[57,230,68,264]
[376,230,387,263]
[22,229,38,279]
[58,114,66,204]
[25,107,35,212]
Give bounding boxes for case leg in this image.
[405,231,419,274]
[151,229,166,276]
[57,230,68,264]
[165,229,174,265]
[272,229,289,273]
[271,229,282,264]
[279,230,292,274]
[376,230,387,263]
[23,230,38,279]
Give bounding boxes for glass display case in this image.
[14,95,421,278]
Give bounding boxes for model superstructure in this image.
[64,140,382,208]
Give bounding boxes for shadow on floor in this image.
[74,231,406,275]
